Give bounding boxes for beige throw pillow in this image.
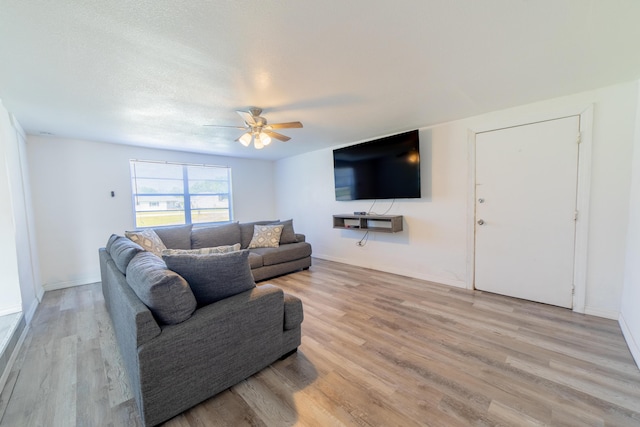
[125,229,167,257]
[161,244,241,256]
[248,224,284,248]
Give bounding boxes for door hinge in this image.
[577,132,582,144]
[572,284,575,295]
[574,210,578,221]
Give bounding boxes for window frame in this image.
[129,159,234,228]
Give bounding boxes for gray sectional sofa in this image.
[99,220,309,426]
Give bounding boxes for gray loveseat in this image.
[99,220,308,426]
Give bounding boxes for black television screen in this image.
[333,130,421,201]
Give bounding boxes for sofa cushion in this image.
[275,219,298,244]
[163,250,256,306]
[248,252,264,269]
[154,224,193,249]
[107,234,144,274]
[250,242,312,266]
[248,224,284,249]
[126,252,197,325]
[240,220,278,249]
[125,229,167,256]
[161,243,240,256]
[191,222,241,249]
[106,234,119,251]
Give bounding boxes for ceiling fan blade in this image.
[203,124,247,129]
[237,110,257,126]
[267,121,303,129]
[263,130,291,142]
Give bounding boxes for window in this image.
[130,160,233,228]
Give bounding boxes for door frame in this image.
[465,105,593,314]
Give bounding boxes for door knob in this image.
[477,219,485,225]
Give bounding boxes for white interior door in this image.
[475,116,580,308]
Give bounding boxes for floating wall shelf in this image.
[332,214,403,233]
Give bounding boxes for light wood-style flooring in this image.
[1,258,639,426]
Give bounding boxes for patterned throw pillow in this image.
[161,244,241,256]
[125,229,167,257]
[248,224,284,248]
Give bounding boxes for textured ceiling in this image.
[1,0,640,160]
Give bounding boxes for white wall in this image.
[0,104,22,315]
[0,100,39,321]
[276,124,469,287]
[619,82,640,366]
[27,137,276,291]
[275,81,638,319]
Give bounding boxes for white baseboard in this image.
[584,306,619,320]
[23,297,39,325]
[42,276,101,292]
[0,306,22,317]
[36,284,45,302]
[619,313,640,369]
[312,254,467,289]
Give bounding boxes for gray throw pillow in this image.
[106,234,119,252]
[163,250,256,306]
[191,222,241,249]
[107,234,144,274]
[276,219,298,244]
[154,224,193,249]
[126,252,197,325]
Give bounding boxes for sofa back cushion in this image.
[126,252,197,325]
[106,234,144,274]
[239,220,278,249]
[191,222,241,249]
[154,224,193,249]
[276,219,298,244]
[163,250,255,306]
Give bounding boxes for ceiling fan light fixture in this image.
[254,137,265,149]
[259,132,272,146]
[238,132,252,147]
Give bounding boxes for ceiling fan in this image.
[205,107,303,149]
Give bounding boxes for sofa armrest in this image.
[295,233,306,242]
[283,293,303,330]
[100,248,161,347]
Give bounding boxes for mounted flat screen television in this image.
[333,129,421,201]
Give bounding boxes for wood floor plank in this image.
[2,259,640,426]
